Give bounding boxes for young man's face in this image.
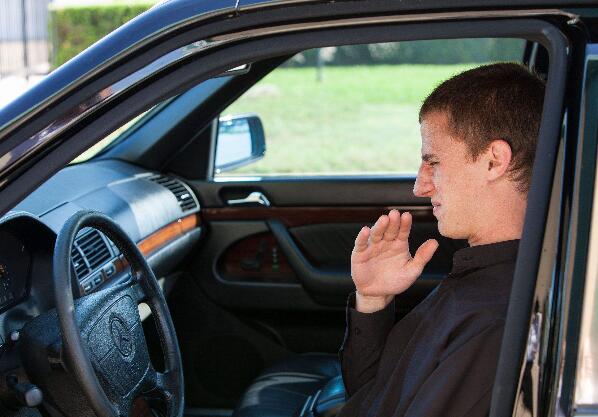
[413,111,488,240]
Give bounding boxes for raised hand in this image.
[351,209,438,312]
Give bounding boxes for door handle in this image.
[267,219,353,295]
[227,191,271,207]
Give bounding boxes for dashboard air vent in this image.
[149,175,198,212]
[71,229,112,280]
[71,246,89,279]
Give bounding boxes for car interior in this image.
[0,11,567,417]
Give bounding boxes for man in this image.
[337,63,545,417]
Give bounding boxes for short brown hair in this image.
[419,63,545,193]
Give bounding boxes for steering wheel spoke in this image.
[128,278,148,304]
[140,368,182,417]
[154,370,177,398]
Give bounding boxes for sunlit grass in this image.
[220,64,475,175]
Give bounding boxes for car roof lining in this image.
[0,16,569,417]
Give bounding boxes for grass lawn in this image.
[220,64,476,176]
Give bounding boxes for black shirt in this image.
[338,240,519,417]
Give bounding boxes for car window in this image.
[214,38,525,177]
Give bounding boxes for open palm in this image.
[351,209,438,297]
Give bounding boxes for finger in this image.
[353,226,370,253]
[397,211,413,241]
[369,215,389,243]
[412,239,439,270]
[383,209,401,241]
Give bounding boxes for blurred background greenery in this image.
[49,1,157,68]
[223,64,477,175]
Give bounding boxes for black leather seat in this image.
[232,353,345,417]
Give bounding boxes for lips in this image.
[432,201,441,215]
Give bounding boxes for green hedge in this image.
[284,39,526,67]
[49,2,156,68]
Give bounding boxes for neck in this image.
[467,190,527,247]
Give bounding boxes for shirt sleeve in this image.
[338,291,396,397]
[402,320,505,417]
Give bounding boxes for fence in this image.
[0,0,52,78]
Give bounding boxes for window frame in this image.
[211,38,528,179]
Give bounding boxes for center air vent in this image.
[71,246,89,279]
[148,174,198,213]
[71,229,112,280]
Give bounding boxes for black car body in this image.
[0,1,597,417]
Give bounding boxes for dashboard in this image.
[0,159,202,370]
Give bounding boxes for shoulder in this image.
[442,262,514,316]
[434,277,511,356]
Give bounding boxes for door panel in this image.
[175,177,463,407]
[194,179,463,309]
[188,178,464,312]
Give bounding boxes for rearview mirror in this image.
[215,114,266,174]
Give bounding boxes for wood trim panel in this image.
[137,213,199,256]
[113,213,200,275]
[219,232,297,283]
[202,206,433,227]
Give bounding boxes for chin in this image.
[436,221,449,237]
[436,220,465,240]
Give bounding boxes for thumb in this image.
[412,239,439,270]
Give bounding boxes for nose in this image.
[413,164,434,197]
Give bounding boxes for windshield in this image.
[69,104,158,164]
[68,72,234,165]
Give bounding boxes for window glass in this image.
[216,38,525,177]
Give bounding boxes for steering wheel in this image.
[52,210,184,417]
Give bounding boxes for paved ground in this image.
[0,74,46,110]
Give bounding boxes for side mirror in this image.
[215,114,266,174]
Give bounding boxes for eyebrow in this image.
[421,153,438,162]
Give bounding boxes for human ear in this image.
[486,139,512,181]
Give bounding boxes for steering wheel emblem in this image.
[109,315,134,358]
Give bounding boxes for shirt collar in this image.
[450,239,520,275]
